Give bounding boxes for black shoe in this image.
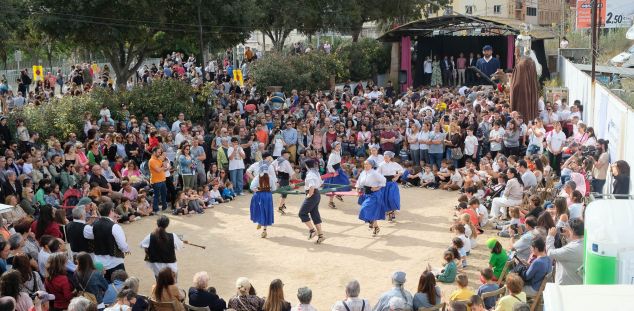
[315,234,326,244]
[336,195,344,202]
[308,229,316,240]
[373,226,380,236]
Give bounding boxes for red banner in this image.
[576,0,606,29]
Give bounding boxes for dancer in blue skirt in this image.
[356,159,387,236]
[324,142,351,209]
[249,162,277,238]
[378,151,403,222]
[367,144,385,166]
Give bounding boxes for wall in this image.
[559,55,634,192]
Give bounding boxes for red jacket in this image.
[30,221,63,239]
[45,275,74,309]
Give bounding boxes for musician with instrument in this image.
[83,202,130,281]
[141,216,205,278]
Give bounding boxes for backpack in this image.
[76,272,98,304]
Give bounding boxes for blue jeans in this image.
[410,149,420,167]
[152,181,167,212]
[592,179,606,194]
[429,152,443,170]
[419,149,429,166]
[230,168,244,195]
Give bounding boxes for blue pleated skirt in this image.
[358,190,386,222]
[250,191,274,226]
[382,181,401,212]
[324,168,351,191]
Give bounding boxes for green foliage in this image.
[10,79,203,139]
[251,52,345,92]
[336,38,390,81]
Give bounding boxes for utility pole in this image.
[590,0,598,83]
[197,0,206,67]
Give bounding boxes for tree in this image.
[254,0,324,52]
[324,0,451,41]
[28,0,253,89]
[0,0,22,70]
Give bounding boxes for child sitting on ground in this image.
[451,224,471,266]
[497,206,521,237]
[468,295,487,311]
[173,190,193,215]
[116,198,138,223]
[449,274,475,306]
[210,182,224,203]
[135,192,153,216]
[436,250,458,283]
[222,181,236,201]
[419,165,437,189]
[460,213,478,248]
[436,160,451,184]
[452,237,467,269]
[476,268,500,310]
[441,165,463,191]
[200,185,218,207]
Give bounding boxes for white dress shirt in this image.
[273,158,294,175]
[327,152,342,173]
[377,162,403,176]
[139,232,183,275]
[367,154,385,166]
[83,217,129,270]
[355,170,386,188]
[304,170,323,191]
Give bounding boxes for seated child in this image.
[135,192,153,216]
[477,268,500,310]
[222,181,236,201]
[452,237,467,269]
[200,185,218,207]
[460,213,478,248]
[496,206,521,238]
[186,188,205,214]
[210,182,224,203]
[469,295,487,311]
[449,274,475,306]
[441,165,463,191]
[436,250,458,283]
[173,190,192,215]
[451,224,471,265]
[116,198,138,223]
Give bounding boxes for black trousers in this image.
[105,263,126,282]
[299,192,322,224]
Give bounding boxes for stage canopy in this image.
[378,15,555,88]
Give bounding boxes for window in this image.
[465,5,475,14]
[494,5,502,14]
[527,7,537,16]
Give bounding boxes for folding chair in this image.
[184,304,210,311]
[497,260,512,287]
[528,271,554,311]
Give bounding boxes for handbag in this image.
[76,272,98,304]
[451,147,463,160]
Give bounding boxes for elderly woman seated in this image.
[227,277,264,311]
[188,272,226,311]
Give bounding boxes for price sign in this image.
[605,0,634,28]
[576,0,633,29]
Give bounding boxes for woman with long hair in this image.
[490,168,524,220]
[551,197,570,228]
[503,120,521,157]
[357,159,387,236]
[324,142,351,209]
[0,270,34,311]
[30,204,62,239]
[413,271,441,309]
[263,279,290,311]
[141,216,184,277]
[72,252,108,307]
[44,252,74,311]
[612,160,630,198]
[11,254,44,297]
[152,267,185,311]
[249,162,276,238]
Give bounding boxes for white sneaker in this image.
[212,201,219,205]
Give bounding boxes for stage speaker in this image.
[399,70,407,84]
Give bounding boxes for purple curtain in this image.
[401,36,413,92]
[507,35,515,70]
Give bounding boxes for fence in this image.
[2,58,161,90]
[559,55,634,193]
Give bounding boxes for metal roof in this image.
[378,15,556,41]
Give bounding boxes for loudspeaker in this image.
[399,70,407,84]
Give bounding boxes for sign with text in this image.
[577,0,633,29]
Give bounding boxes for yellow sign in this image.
[32,65,44,81]
[233,69,244,86]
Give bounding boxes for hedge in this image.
[10,79,205,139]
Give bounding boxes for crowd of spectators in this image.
[0,49,630,311]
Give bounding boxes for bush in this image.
[251,52,345,92]
[10,79,204,139]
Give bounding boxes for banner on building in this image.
[32,65,44,81]
[577,0,633,29]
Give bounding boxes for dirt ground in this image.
[121,187,495,310]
